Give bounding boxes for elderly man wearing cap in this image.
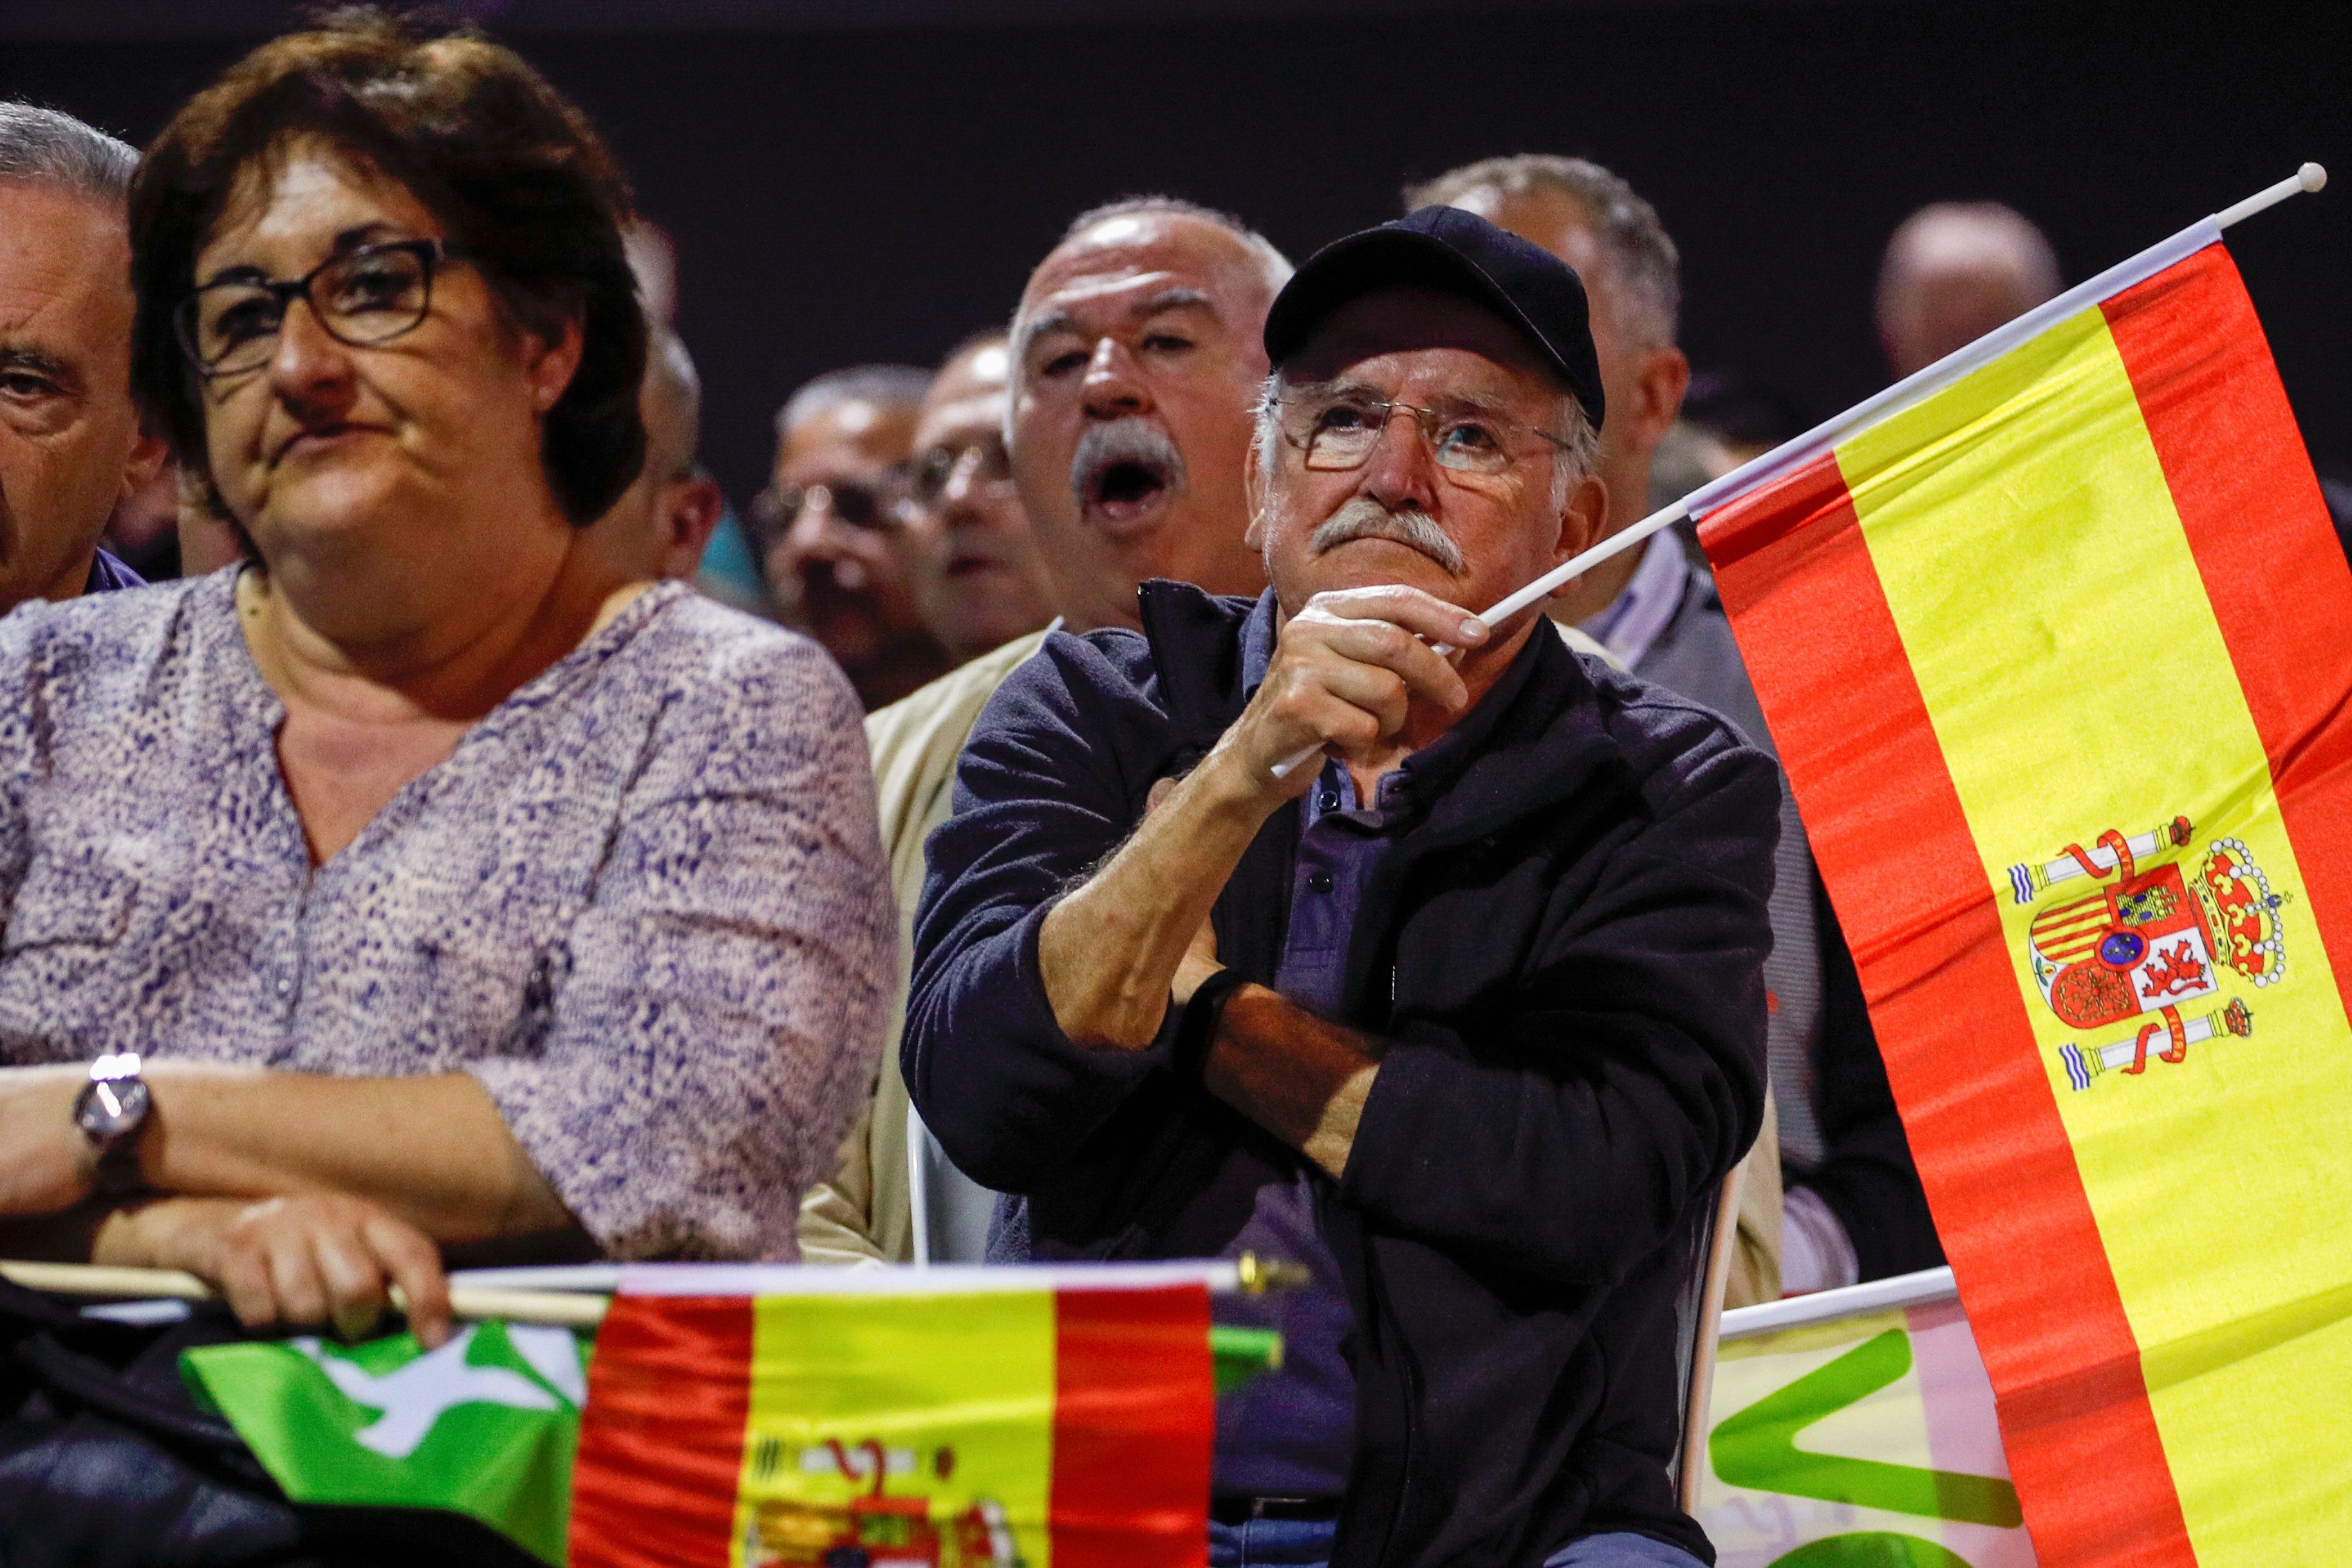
[905,207,1776,1567]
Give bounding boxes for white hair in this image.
[0,102,137,206]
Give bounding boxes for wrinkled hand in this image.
[1146,778,1224,1003]
[105,1193,454,1348]
[1228,586,1485,799]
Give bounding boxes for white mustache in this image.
[1309,498,1464,574]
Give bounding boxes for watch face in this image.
[75,1076,151,1143]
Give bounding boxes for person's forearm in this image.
[137,1066,575,1244]
[1037,749,1273,1051]
[1202,984,1382,1179]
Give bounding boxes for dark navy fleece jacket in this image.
[904,581,1778,1568]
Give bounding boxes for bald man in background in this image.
[584,327,724,584]
[1,104,165,609]
[800,197,1289,1265]
[1876,201,2061,380]
[1415,154,1946,1302]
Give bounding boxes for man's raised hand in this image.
[1228,586,1487,796]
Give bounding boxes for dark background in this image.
[5,0,2346,507]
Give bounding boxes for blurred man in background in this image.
[758,364,949,709]
[903,330,1055,662]
[1416,153,1944,1298]
[799,198,1289,1266]
[1876,201,2061,380]
[0,104,165,607]
[584,327,725,584]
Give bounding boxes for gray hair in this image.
[1251,368,1599,516]
[1052,194,1292,295]
[1405,154,1679,351]
[775,364,933,442]
[0,102,137,205]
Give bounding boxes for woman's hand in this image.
[98,1193,454,1348]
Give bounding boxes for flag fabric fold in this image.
[1695,236,2352,1565]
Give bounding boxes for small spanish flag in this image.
[1696,226,2352,1563]
[567,1271,1213,1568]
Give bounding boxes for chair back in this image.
[1666,1163,1746,1515]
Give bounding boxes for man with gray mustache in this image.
[1310,494,1464,574]
[909,207,1775,1567]
[1016,195,1289,632]
[797,196,1291,1264]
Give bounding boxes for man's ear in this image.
[119,426,169,506]
[1553,472,1610,570]
[1627,345,1691,454]
[661,474,725,581]
[1243,436,1269,551]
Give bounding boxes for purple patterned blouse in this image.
[0,572,893,1261]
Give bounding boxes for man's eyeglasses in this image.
[907,436,1013,509]
[1274,393,1574,476]
[751,476,910,541]
[174,238,469,378]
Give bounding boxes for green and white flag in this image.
[181,1319,590,1565]
[1694,1267,2036,1568]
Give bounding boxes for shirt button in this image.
[1317,792,1339,810]
[276,978,292,995]
[1306,870,1335,895]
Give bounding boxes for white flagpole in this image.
[0,1253,1313,1326]
[1269,163,2326,781]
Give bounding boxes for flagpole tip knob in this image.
[2300,162,2327,193]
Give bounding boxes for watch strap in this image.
[1173,967,1252,1085]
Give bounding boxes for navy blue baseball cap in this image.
[1262,205,1606,431]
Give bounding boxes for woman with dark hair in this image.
[0,13,892,1343]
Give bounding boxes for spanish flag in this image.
[566,1269,1213,1568]
[1695,214,2352,1563]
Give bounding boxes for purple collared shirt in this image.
[84,548,144,595]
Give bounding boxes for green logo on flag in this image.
[182,1321,590,1565]
[1711,1328,2022,1529]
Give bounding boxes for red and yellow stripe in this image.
[568,1284,1211,1568]
[1700,243,2352,1564]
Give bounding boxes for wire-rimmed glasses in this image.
[906,435,1014,509]
[173,238,468,378]
[1273,391,1574,475]
[749,472,916,546]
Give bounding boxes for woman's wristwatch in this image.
[71,1052,153,1197]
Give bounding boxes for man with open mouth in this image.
[796,198,1294,1268]
[1007,194,1291,636]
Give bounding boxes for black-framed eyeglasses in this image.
[173,238,469,378]
[751,474,911,543]
[1273,392,1574,476]
[907,436,1013,509]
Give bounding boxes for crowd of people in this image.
[0,8,2136,1565]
